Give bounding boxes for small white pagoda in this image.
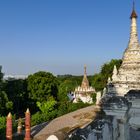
[73,65,96,103]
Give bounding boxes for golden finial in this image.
[130,0,137,19]
[26,108,30,114]
[84,65,87,75]
[7,112,12,118]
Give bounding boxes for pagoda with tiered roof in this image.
[108,2,140,96]
[74,65,95,103]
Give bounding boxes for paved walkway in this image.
[33,105,101,140]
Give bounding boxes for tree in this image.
[92,74,106,91]
[37,97,57,114]
[57,101,90,117]
[0,66,4,90]
[92,59,122,91]
[57,79,77,102]
[37,97,57,119]
[0,66,3,81]
[0,91,13,115]
[27,71,58,102]
[0,66,13,116]
[92,93,96,104]
[101,59,122,79]
[4,79,29,114]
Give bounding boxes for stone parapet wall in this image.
[33,105,101,140]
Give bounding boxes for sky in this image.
[0,0,140,76]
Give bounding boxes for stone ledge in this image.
[33,105,101,140]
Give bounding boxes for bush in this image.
[57,102,70,117]
[13,135,25,140]
[57,101,90,117]
[92,93,96,104]
[36,97,57,114]
[69,101,90,112]
[0,116,6,139]
[31,112,49,126]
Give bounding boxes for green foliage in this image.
[37,98,57,115]
[31,110,57,127]
[0,66,4,84]
[92,59,122,91]
[6,101,13,110]
[13,135,25,140]
[57,101,90,117]
[32,97,58,126]
[0,116,6,138]
[57,80,77,102]
[101,59,122,79]
[92,74,106,91]
[0,67,10,116]
[31,112,48,126]
[57,102,70,116]
[27,71,58,102]
[57,75,82,84]
[69,101,90,112]
[0,116,6,129]
[0,91,13,115]
[4,79,29,114]
[92,93,96,104]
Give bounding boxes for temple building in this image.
[73,65,96,103]
[107,2,140,96]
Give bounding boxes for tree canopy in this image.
[27,71,58,102]
[92,59,122,91]
[0,91,13,115]
[4,79,28,114]
[57,79,77,102]
[0,66,4,90]
[101,59,122,79]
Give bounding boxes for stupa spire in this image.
[130,1,137,19]
[106,1,140,96]
[129,1,139,46]
[81,65,89,88]
[84,65,87,75]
